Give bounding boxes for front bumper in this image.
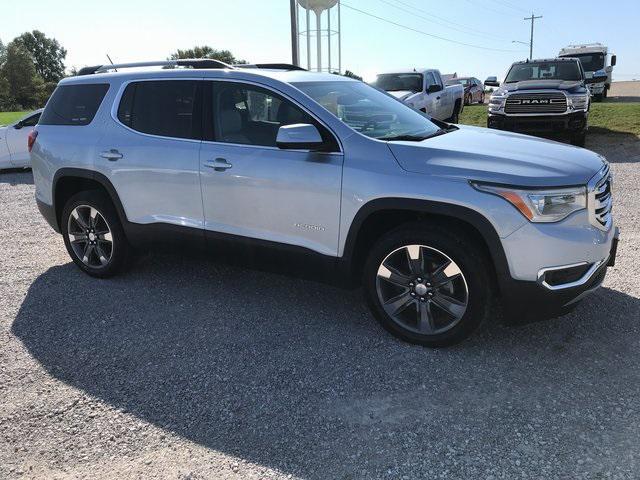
[500,227,619,320]
[488,111,588,134]
[588,83,606,95]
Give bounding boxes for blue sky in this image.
[2,0,639,82]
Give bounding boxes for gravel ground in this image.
[1,133,639,479]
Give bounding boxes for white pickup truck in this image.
[373,69,465,122]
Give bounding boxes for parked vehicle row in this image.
[29,60,618,347]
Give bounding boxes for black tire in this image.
[603,86,608,99]
[61,190,131,278]
[570,131,586,147]
[363,223,492,347]
[593,93,603,102]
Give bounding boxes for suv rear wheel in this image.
[61,191,131,278]
[363,224,491,347]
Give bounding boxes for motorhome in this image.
[558,43,616,100]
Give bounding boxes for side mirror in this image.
[611,55,617,67]
[14,121,23,130]
[427,84,442,94]
[276,123,325,150]
[484,76,499,87]
[585,70,607,84]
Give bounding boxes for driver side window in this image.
[213,82,315,147]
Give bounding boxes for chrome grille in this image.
[504,92,567,114]
[588,165,613,231]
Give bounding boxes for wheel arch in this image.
[52,168,128,232]
[341,198,510,294]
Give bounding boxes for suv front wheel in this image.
[363,224,491,347]
[61,191,131,278]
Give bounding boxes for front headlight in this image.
[488,95,506,110]
[472,183,587,222]
[568,94,589,111]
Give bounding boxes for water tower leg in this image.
[306,8,311,70]
[316,11,322,72]
[338,1,342,74]
[327,10,332,72]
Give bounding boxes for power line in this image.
[340,2,524,53]
[488,0,530,14]
[378,0,513,43]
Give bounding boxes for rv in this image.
[558,43,616,101]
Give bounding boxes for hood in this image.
[496,80,586,94]
[387,125,606,187]
[386,90,417,101]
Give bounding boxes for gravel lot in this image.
[1,133,639,479]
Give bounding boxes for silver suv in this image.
[31,60,619,347]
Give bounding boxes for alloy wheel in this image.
[375,244,469,335]
[67,205,114,268]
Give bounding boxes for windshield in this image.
[446,78,470,86]
[374,73,423,92]
[505,61,582,82]
[569,53,605,72]
[293,81,441,140]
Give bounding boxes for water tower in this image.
[291,0,341,73]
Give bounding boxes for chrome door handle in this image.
[204,158,232,171]
[100,149,123,161]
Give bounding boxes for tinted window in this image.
[505,61,582,82]
[375,73,423,93]
[20,113,41,127]
[214,82,315,147]
[40,84,109,126]
[118,81,201,140]
[572,53,605,72]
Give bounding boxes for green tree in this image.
[1,42,42,109]
[169,46,247,65]
[14,30,67,83]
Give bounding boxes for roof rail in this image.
[235,63,307,71]
[77,59,234,76]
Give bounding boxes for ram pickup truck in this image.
[485,58,607,146]
[374,69,464,122]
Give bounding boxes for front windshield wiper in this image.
[381,128,452,142]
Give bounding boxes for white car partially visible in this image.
[0,109,43,169]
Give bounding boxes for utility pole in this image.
[290,0,299,67]
[524,13,542,60]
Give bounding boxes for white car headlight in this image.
[568,94,589,111]
[472,183,587,222]
[488,94,506,111]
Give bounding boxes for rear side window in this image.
[40,84,109,126]
[117,80,201,140]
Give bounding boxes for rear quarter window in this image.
[39,84,110,126]
[116,80,201,140]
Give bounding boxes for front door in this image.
[199,81,343,256]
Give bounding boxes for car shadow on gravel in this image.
[0,169,33,185]
[11,255,640,478]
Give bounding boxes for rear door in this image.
[198,80,343,256]
[6,112,41,167]
[95,79,204,230]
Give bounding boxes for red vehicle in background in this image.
[446,77,485,105]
